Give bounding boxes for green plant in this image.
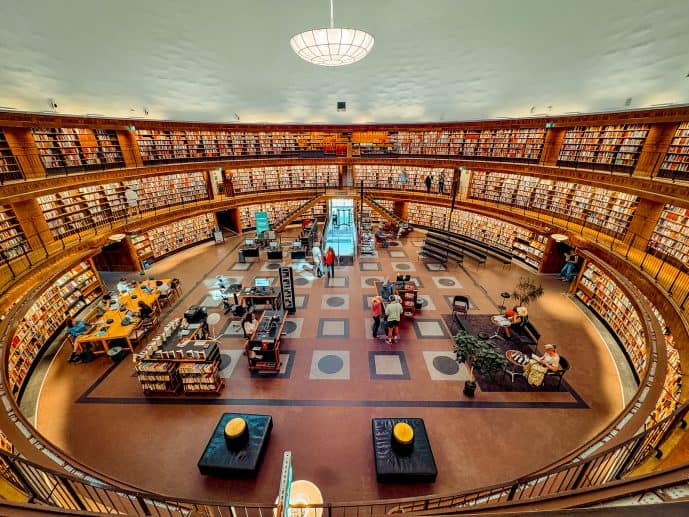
[453,331,509,382]
[511,276,544,306]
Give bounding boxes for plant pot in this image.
[463,380,477,397]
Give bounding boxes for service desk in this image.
[238,287,280,309]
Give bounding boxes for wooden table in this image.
[76,310,142,354]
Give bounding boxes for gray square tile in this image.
[309,350,350,380]
[375,355,403,375]
[359,262,382,271]
[317,318,349,338]
[369,351,410,380]
[282,317,303,338]
[295,295,309,309]
[217,349,243,379]
[221,319,245,338]
[260,262,283,272]
[392,261,416,272]
[229,262,252,271]
[415,294,437,311]
[424,262,447,272]
[412,319,450,339]
[431,276,462,289]
[321,294,350,310]
[361,275,384,289]
[423,351,470,381]
[199,296,222,308]
[388,250,408,258]
[326,277,348,288]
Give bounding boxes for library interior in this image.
[2,0,689,515]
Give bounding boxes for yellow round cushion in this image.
[393,423,414,445]
[224,417,247,439]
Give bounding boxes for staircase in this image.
[273,195,324,231]
[363,195,407,227]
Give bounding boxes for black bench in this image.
[425,237,464,266]
[372,418,437,483]
[426,228,511,267]
[418,246,448,266]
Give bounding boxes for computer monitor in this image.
[292,241,302,249]
[269,241,279,249]
[245,239,255,247]
[255,278,271,288]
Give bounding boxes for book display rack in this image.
[32,127,124,171]
[388,128,545,161]
[659,122,689,180]
[575,262,646,379]
[648,204,689,266]
[8,260,103,398]
[0,130,22,182]
[230,165,338,194]
[36,172,209,239]
[0,205,31,261]
[353,165,453,193]
[469,171,639,236]
[146,213,216,259]
[557,124,649,171]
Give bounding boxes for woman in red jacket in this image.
[324,247,336,278]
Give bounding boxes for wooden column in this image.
[539,127,566,166]
[11,198,55,250]
[539,236,565,274]
[2,127,45,179]
[625,198,665,246]
[116,130,144,168]
[394,201,407,220]
[634,123,678,178]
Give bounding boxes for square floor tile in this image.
[431,276,462,289]
[392,261,416,272]
[412,319,450,339]
[423,351,470,381]
[362,318,388,339]
[295,295,309,309]
[217,349,243,379]
[363,295,375,310]
[260,262,284,272]
[198,296,222,308]
[408,276,424,288]
[309,350,350,380]
[326,277,348,288]
[369,351,410,380]
[203,275,244,290]
[415,294,437,311]
[445,295,479,310]
[321,294,350,310]
[424,263,448,272]
[361,275,385,289]
[281,317,303,338]
[293,275,314,288]
[359,262,382,271]
[388,250,408,258]
[317,318,349,338]
[229,262,252,271]
[221,319,245,338]
[250,350,295,379]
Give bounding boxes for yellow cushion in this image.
[393,423,414,445]
[224,417,247,439]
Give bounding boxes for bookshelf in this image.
[231,165,338,194]
[0,205,31,261]
[146,213,216,259]
[32,127,124,171]
[557,124,649,171]
[0,130,23,182]
[659,122,689,180]
[353,165,453,194]
[129,233,153,264]
[373,199,395,212]
[406,203,449,228]
[469,171,639,236]
[36,172,209,239]
[352,130,394,155]
[647,204,689,266]
[575,262,646,379]
[8,260,103,398]
[239,201,326,231]
[389,128,545,161]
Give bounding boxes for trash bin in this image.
[107,346,126,363]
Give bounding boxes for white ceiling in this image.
[1,0,688,124]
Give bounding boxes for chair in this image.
[452,295,470,319]
[545,355,570,389]
[171,278,182,298]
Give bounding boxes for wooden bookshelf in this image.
[389,128,545,161]
[469,171,639,237]
[125,171,209,212]
[557,124,649,171]
[146,213,216,259]
[659,122,689,180]
[129,233,153,264]
[575,261,646,379]
[647,204,689,266]
[0,130,23,182]
[231,165,338,194]
[406,203,449,228]
[8,259,103,398]
[0,204,31,260]
[353,165,453,194]
[32,127,124,171]
[352,130,394,156]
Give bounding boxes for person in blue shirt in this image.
[66,317,93,363]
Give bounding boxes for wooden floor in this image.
[33,232,625,504]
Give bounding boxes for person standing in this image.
[399,170,408,190]
[559,248,579,282]
[424,175,432,193]
[371,295,384,339]
[385,295,403,344]
[439,174,445,194]
[312,243,323,277]
[324,246,336,278]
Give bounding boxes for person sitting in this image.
[137,300,154,320]
[242,311,258,338]
[375,227,392,246]
[504,306,522,325]
[116,277,132,294]
[155,280,171,296]
[559,249,580,282]
[535,343,560,372]
[65,317,93,363]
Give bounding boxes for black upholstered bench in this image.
[372,418,437,483]
[198,413,272,477]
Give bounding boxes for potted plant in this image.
[453,331,509,396]
[511,276,544,307]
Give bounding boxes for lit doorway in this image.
[329,198,353,228]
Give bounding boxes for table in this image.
[198,413,272,477]
[372,418,437,483]
[489,314,511,340]
[246,310,287,373]
[238,287,280,309]
[504,349,531,382]
[76,310,142,354]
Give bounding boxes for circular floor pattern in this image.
[219,353,232,370]
[365,278,378,286]
[318,354,344,374]
[283,321,298,334]
[326,296,346,307]
[433,355,459,375]
[395,263,411,270]
[439,278,456,286]
[389,241,400,247]
[294,278,309,286]
[418,297,428,307]
[266,263,280,270]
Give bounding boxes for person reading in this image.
[137,300,154,320]
[535,344,560,372]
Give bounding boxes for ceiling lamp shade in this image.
[290,0,374,66]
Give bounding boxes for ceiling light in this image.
[290,0,374,67]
